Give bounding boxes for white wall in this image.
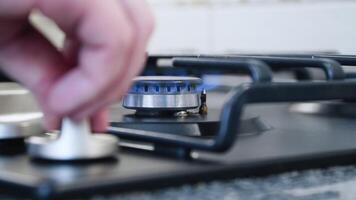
[148,1,356,54]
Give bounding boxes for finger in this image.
[62,37,80,67]
[90,108,108,132]
[0,1,35,47]
[111,0,154,91]
[0,1,68,130]
[112,0,154,93]
[71,0,154,120]
[0,0,35,17]
[71,53,146,121]
[36,0,135,117]
[43,112,60,131]
[0,25,70,130]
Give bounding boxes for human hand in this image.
[0,0,154,131]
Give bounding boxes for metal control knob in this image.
[26,118,119,161]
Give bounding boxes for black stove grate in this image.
[109,54,356,158]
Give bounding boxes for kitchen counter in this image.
[113,165,356,200]
[0,165,353,199]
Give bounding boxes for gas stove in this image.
[1,54,356,199]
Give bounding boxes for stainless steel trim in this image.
[123,93,200,110]
[0,83,44,139]
[0,113,43,139]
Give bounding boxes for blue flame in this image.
[198,75,222,92]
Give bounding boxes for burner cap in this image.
[123,76,202,111]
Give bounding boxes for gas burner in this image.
[123,76,203,115]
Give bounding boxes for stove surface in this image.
[0,90,356,199]
[1,55,356,199]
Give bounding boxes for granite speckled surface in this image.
[89,165,356,200]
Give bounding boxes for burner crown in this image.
[128,76,201,94]
[123,76,202,111]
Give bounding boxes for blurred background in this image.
[32,0,356,55]
[146,0,356,54]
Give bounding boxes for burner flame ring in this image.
[123,76,202,112]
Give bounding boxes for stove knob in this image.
[26,118,119,161]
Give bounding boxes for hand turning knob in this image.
[26,118,119,161]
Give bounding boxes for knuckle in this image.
[112,26,134,53]
[136,10,155,40]
[122,28,135,50]
[145,10,156,36]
